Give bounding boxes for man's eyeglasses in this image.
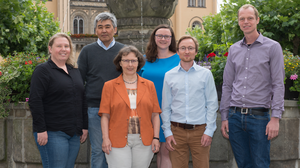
[155,34,172,40]
[121,59,138,64]
[178,47,195,52]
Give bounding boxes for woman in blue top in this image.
[139,24,180,168]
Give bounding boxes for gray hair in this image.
[94,12,117,29]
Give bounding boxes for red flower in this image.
[224,52,228,57]
[28,60,32,64]
[0,71,2,76]
[207,52,216,58]
[25,61,28,65]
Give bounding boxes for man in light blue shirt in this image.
[161,35,218,168]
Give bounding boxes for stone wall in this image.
[0,100,299,168]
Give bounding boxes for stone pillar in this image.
[106,0,178,53]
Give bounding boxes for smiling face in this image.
[95,19,117,47]
[238,7,260,36]
[177,38,197,63]
[120,52,139,76]
[48,37,70,63]
[155,28,172,50]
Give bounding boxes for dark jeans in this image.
[228,108,270,168]
[34,131,80,168]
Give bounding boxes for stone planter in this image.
[0,103,90,168]
[0,101,299,167]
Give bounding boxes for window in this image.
[192,21,202,29]
[188,0,196,7]
[198,0,206,7]
[73,16,84,34]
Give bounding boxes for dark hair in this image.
[176,35,199,53]
[113,46,146,72]
[145,24,176,63]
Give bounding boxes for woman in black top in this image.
[29,33,88,168]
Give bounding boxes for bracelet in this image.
[153,137,160,141]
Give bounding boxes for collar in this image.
[240,32,264,46]
[48,58,72,70]
[176,61,198,72]
[97,38,115,50]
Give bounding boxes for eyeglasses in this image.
[155,34,172,40]
[179,47,195,52]
[121,59,138,64]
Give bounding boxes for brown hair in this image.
[176,35,199,53]
[48,33,77,68]
[113,46,146,72]
[238,4,259,20]
[145,24,176,63]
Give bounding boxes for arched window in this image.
[192,21,202,29]
[198,0,206,7]
[73,16,84,34]
[188,0,196,7]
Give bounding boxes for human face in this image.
[48,37,70,63]
[238,7,260,35]
[95,19,117,47]
[120,52,139,76]
[177,38,197,63]
[155,28,172,50]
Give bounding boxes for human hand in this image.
[221,120,229,139]
[151,139,160,153]
[201,134,212,147]
[102,138,112,155]
[266,117,279,140]
[166,135,176,151]
[37,131,48,146]
[80,129,88,143]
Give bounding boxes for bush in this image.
[0,52,48,104]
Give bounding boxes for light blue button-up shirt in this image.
[161,62,218,138]
[97,38,115,50]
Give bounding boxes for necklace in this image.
[123,78,137,84]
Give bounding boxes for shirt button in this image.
[246,67,248,69]
[243,95,245,97]
[245,77,247,79]
[243,104,245,106]
[248,49,250,50]
[244,86,246,88]
[246,58,248,60]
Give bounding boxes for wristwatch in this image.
[153,137,159,141]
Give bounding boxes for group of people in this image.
[29,3,284,168]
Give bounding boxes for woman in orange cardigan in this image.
[98,46,161,168]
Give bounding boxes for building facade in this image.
[45,0,216,55]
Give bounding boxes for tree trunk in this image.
[293,35,300,55]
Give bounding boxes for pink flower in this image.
[0,71,2,76]
[290,74,298,80]
[28,60,32,64]
[25,61,28,65]
[26,98,29,102]
[224,52,228,57]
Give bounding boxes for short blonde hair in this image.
[238,4,259,20]
[176,35,199,53]
[48,33,77,68]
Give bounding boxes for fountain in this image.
[106,0,178,53]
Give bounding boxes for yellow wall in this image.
[45,0,70,33]
[170,0,217,40]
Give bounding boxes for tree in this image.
[0,0,60,57]
[188,0,300,58]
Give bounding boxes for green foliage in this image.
[0,0,60,57]
[0,52,48,105]
[211,56,228,85]
[0,86,11,118]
